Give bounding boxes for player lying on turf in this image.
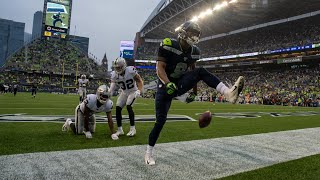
[62,85,119,140]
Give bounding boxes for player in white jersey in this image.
[109,57,143,137]
[62,85,119,140]
[78,74,89,103]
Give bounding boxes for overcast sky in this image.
[0,0,160,67]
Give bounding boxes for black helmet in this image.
[177,21,201,45]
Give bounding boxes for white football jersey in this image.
[80,94,113,113]
[111,66,138,93]
[78,79,89,88]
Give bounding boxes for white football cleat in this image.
[115,129,124,136]
[84,131,92,139]
[226,76,244,104]
[126,128,136,137]
[62,118,72,132]
[145,152,155,165]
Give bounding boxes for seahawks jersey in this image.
[158,38,200,83]
[111,66,138,93]
[78,79,89,88]
[80,94,113,113]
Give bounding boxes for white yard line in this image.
[1,128,320,180]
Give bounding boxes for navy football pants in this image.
[148,68,221,146]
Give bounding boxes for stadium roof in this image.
[140,0,320,39]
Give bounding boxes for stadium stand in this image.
[0,38,108,93]
[134,0,320,107]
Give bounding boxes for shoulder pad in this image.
[106,100,113,111]
[110,71,116,79]
[127,66,137,74]
[161,38,172,46]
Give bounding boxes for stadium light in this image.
[198,12,207,19]
[175,26,182,32]
[213,1,228,11]
[174,0,239,31]
[205,9,213,15]
[191,16,199,22]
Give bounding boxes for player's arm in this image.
[106,111,115,134]
[109,81,116,95]
[156,59,170,84]
[134,74,144,92]
[82,104,91,132]
[190,63,197,95]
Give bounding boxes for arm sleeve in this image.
[109,82,116,94]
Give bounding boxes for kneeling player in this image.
[62,85,119,140]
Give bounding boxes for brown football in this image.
[199,111,212,128]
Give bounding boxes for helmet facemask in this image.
[114,57,127,75]
[178,21,201,46]
[96,85,110,104]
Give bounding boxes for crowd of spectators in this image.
[192,65,320,107]
[4,39,106,76]
[0,38,108,94]
[199,15,320,58]
[0,71,107,94]
[136,15,320,60]
[136,68,157,84]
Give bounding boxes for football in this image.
[199,111,212,128]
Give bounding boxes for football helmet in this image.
[81,74,86,80]
[113,57,127,74]
[177,21,201,46]
[96,85,111,104]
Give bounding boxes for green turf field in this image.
[0,92,320,179]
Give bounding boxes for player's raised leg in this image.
[177,68,244,104]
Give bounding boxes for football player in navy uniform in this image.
[52,12,63,27]
[31,82,37,98]
[144,21,245,165]
[13,84,18,96]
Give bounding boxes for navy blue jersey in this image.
[32,84,37,90]
[157,38,200,83]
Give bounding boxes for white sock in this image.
[130,126,135,130]
[118,127,123,131]
[67,118,72,125]
[216,82,229,95]
[146,145,154,154]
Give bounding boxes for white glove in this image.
[134,90,141,98]
[111,133,119,140]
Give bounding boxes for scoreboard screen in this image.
[43,0,72,39]
[120,41,134,59]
